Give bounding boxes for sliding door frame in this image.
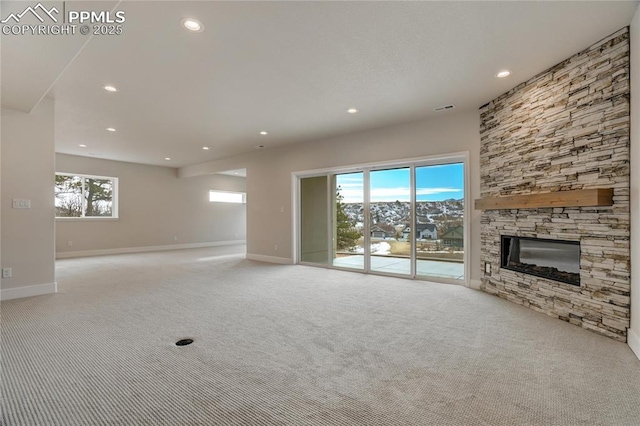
[367,165,413,278]
[292,151,470,285]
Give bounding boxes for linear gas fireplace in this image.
[501,236,580,286]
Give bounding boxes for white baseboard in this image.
[56,240,246,259]
[246,253,293,265]
[467,279,482,290]
[1,282,57,301]
[628,328,640,361]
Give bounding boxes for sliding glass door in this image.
[300,176,329,264]
[331,172,365,270]
[369,168,411,276]
[415,163,465,281]
[298,157,466,283]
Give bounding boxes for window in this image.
[209,190,245,204]
[297,155,468,284]
[55,173,118,218]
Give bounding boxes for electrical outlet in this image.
[2,268,12,278]
[173,236,178,241]
[67,241,73,247]
[280,206,284,213]
[485,262,491,274]
[274,244,278,251]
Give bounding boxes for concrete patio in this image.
[332,255,464,280]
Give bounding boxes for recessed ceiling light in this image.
[234,172,239,175]
[78,144,87,148]
[259,131,268,135]
[496,70,511,78]
[106,127,116,132]
[255,145,265,149]
[103,85,118,92]
[165,157,171,161]
[181,18,204,32]
[347,108,358,114]
[202,146,210,150]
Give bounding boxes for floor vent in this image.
[435,104,456,111]
[175,339,194,346]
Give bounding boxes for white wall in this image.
[180,110,482,282]
[629,5,640,359]
[1,99,56,300]
[55,154,247,256]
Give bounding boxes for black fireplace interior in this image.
[501,235,580,286]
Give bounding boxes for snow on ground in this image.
[354,242,391,255]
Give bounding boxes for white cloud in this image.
[339,186,461,203]
[416,188,462,195]
[337,176,363,182]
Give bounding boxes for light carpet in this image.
[1,245,639,425]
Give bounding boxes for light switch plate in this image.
[2,268,12,278]
[485,262,491,274]
[12,199,31,209]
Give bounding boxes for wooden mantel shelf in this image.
[474,188,613,210]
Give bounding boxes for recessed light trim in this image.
[78,144,87,148]
[259,131,268,135]
[164,157,171,161]
[202,146,210,150]
[255,145,265,149]
[181,18,204,32]
[103,85,118,92]
[106,127,117,132]
[347,108,358,114]
[496,70,511,78]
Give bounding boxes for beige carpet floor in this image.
[1,245,639,425]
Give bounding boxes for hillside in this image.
[343,199,464,228]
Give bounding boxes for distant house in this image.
[441,225,464,248]
[402,223,437,240]
[370,224,396,239]
[418,223,437,240]
[401,227,410,240]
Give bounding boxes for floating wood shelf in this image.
[474,188,613,210]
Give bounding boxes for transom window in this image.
[209,190,246,204]
[55,173,118,218]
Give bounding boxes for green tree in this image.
[54,175,113,217]
[336,186,361,251]
[84,178,113,216]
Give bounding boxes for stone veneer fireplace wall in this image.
[479,28,631,342]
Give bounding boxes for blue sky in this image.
[337,163,463,203]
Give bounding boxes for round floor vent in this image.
[175,338,194,346]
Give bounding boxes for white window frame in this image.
[209,190,246,204]
[55,172,119,220]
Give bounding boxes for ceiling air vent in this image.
[434,104,456,112]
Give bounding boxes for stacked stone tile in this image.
[479,28,630,341]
